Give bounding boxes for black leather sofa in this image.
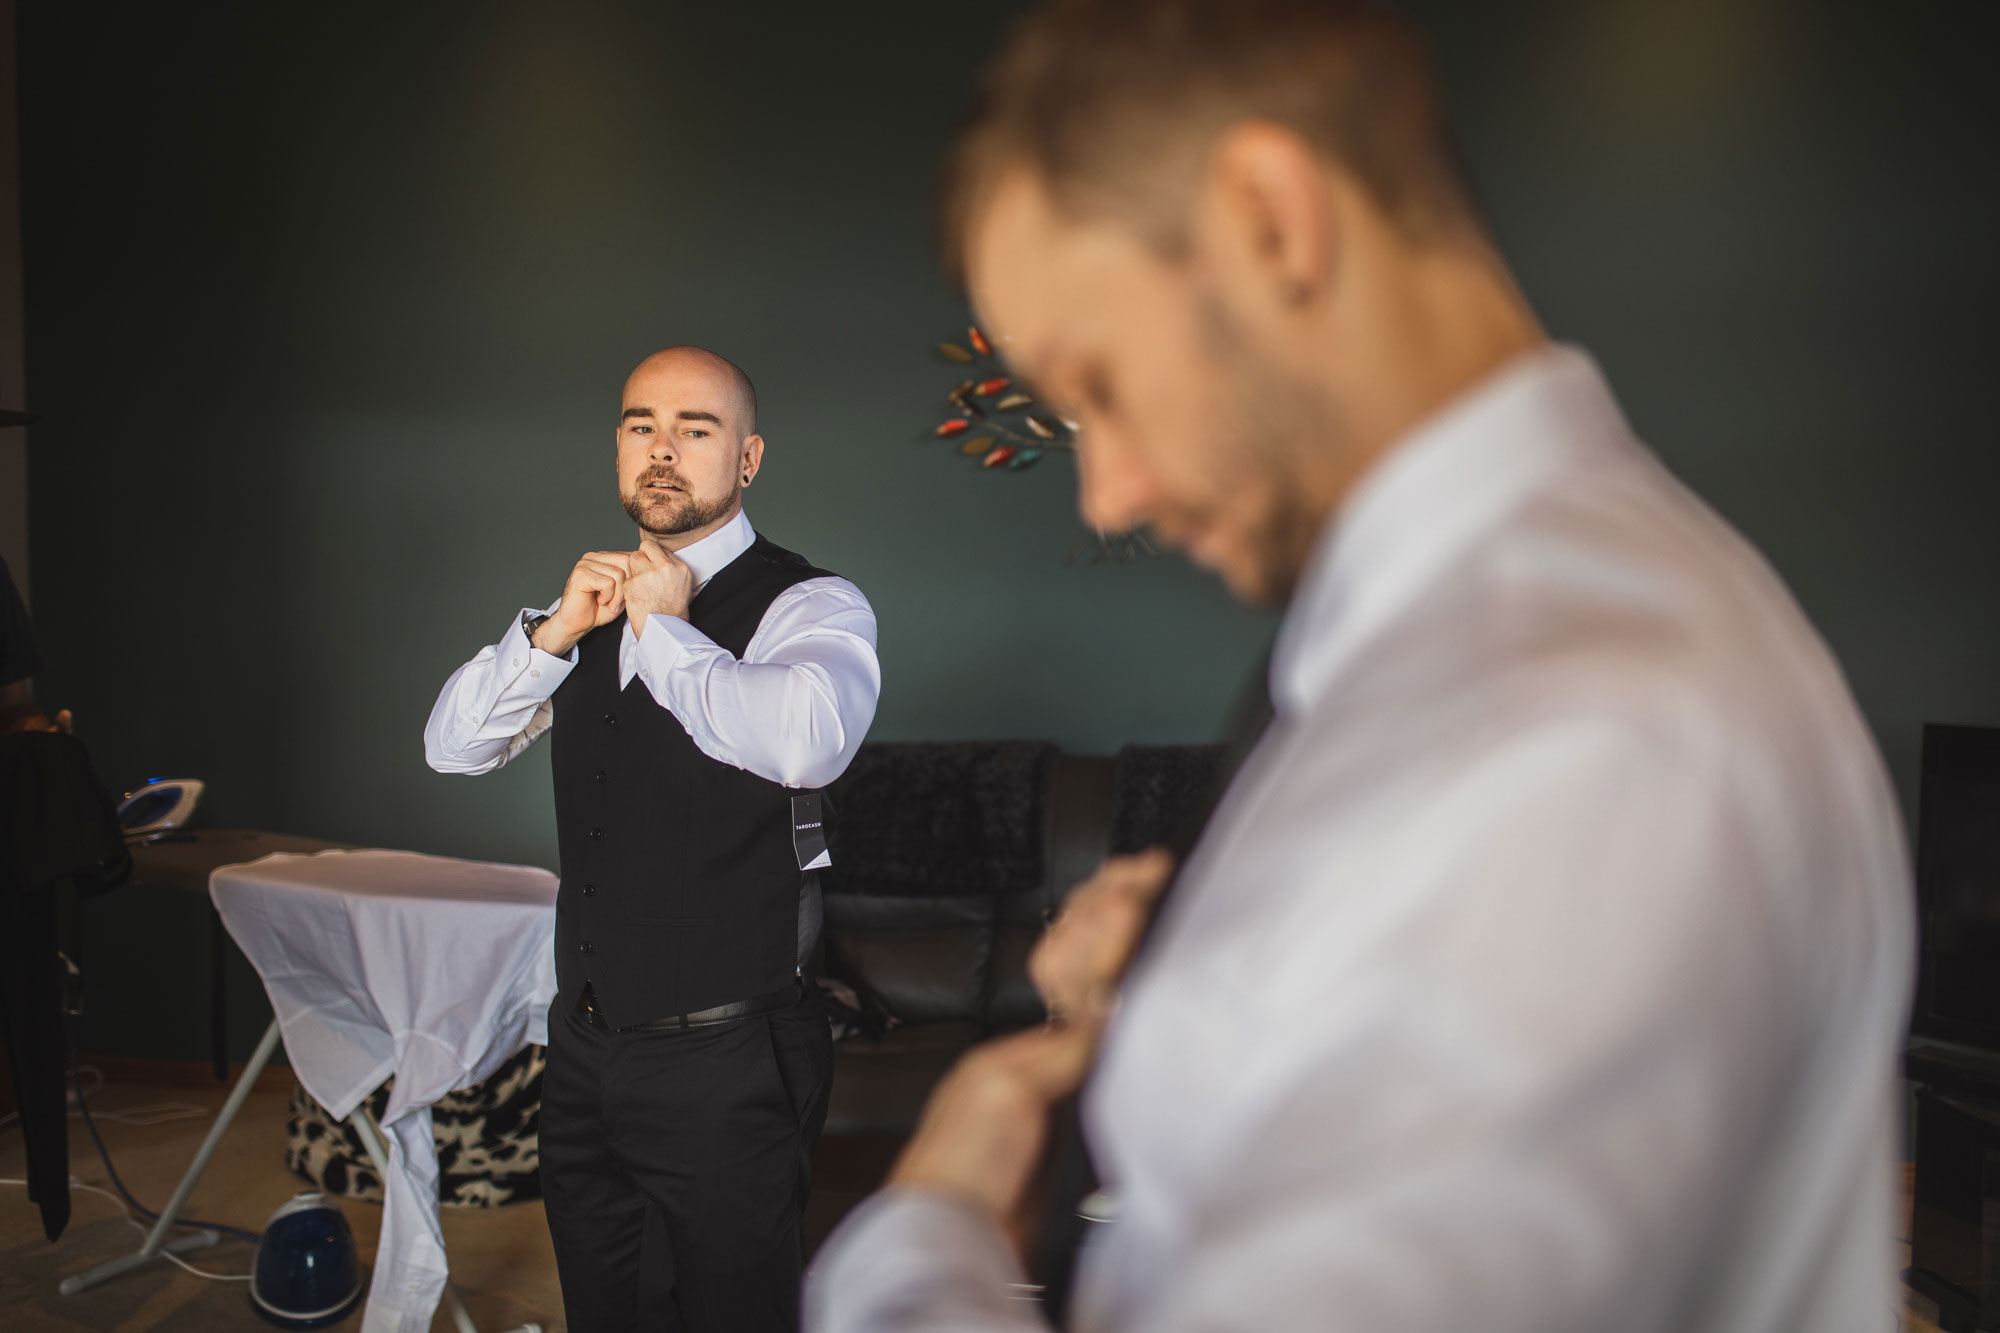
[818,740,1219,1136]
[285,739,1223,1204]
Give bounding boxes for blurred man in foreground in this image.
[808,2,1912,1329]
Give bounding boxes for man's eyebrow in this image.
[674,410,723,425]
[621,407,656,421]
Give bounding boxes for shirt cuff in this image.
[501,607,576,697]
[805,1187,1035,1331]
[625,612,718,687]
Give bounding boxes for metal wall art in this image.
[928,328,1153,564]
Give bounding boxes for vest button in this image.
[603,711,617,726]
[595,770,608,783]
[580,940,596,955]
[580,883,597,897]
[589,827,604,840]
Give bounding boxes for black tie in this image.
[1030,648,1277,1320]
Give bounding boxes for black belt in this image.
[578,979,802,1032]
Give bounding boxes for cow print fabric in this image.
[284,1043,545,1207]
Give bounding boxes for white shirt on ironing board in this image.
[805,346,1914,1333]
[424,506,880,789]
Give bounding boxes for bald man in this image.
[427,346,881,1332]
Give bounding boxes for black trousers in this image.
[541,984,833,1333]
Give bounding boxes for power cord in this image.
[64,1009,262,1246]
[0,1064,207,1132]
[0,1174,252,1282]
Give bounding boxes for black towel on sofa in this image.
[825,741,1055,897]
[1108,744,1226,856]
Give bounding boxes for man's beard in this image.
[1194,292,1339,606]
[622,470,740,536]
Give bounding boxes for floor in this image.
[0,1071,901,1331]
[0,1074,1954,1331]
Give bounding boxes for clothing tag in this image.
[791,791,831,870]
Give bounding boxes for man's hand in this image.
[887,1012,1106,1255]
[883,851,1175,1254]
[0,680,70,735]
[623,543,696,637]
[533,551,633,656]
[2,706,71,735]
[1029,849,1175,1024]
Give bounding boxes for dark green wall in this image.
[17,2,1997,1058]
[20,0,1276,880]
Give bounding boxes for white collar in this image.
[670,506,757,592]
[1269,344,1634,718]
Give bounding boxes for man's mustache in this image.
[635,468,690,492]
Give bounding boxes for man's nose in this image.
[1075,428,1158,536]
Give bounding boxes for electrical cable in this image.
[1,1099,209,1132]
[64,1010,263,1245]
[0,1175,252,1282]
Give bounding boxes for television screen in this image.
[1913,723,2000,1050]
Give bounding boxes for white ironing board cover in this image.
[211,848,558,1333]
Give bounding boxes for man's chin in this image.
[1217,559,1290,608]
[624,495,694,535]
[1190,536,1296,608]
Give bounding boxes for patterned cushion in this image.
[284,1044,545,1208]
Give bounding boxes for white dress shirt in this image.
[212,850,559,1333]
[806,347,1913,1333]
[425,508,880,790]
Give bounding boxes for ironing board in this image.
[61,848,559,1333]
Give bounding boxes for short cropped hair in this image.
[939,0,1473,274]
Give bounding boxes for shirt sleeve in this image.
[423,603,577,775]
[806,709,1873,1333]
[805,1189,1052,1333]
[622,576,881,789]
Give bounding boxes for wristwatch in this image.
[522,610,552,650]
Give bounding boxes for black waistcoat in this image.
[550,533,834,1024]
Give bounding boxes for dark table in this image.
[127,828,356,1079]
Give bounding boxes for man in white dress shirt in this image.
[807,2,1912,1330]
[427,346,880,1332]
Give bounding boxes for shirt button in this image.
[589,827,604,841]
[580,883,597,897]
[595,770,608,783]
[580,941,596,955]
[511,658,521,668]
[530,668,541,678]
[603,711,617,726]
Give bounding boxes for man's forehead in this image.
[622,358,731,410]
[968,167,1161,377]
[967,169,1065,371]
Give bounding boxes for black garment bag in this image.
[0,730,131,1240]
